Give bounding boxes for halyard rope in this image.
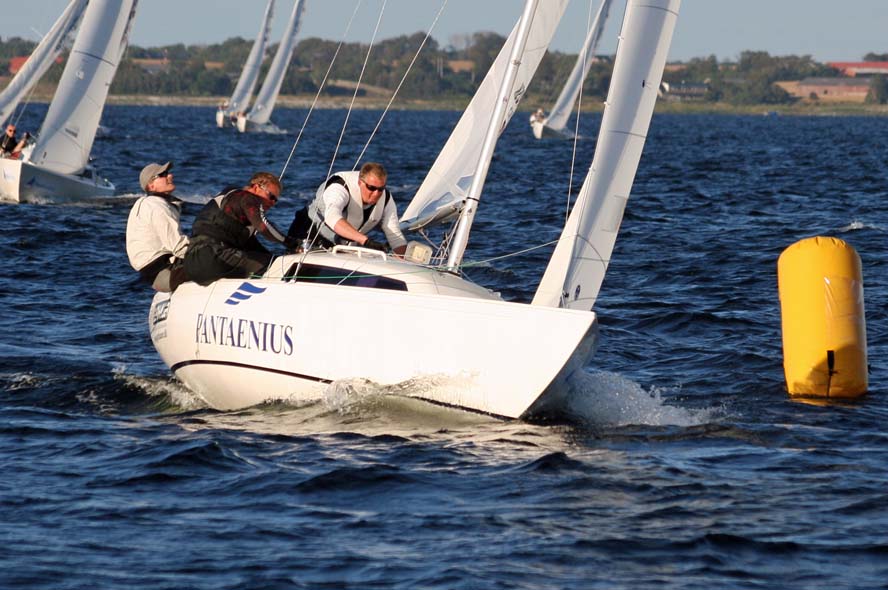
[279,0,364,182]
[352,0,450,170]
[325,0,388,180]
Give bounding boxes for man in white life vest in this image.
[289,162,407,255]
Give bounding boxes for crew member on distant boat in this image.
[529,108,546,126]
[288,162,407,254]
[184,171,293,285]
[126,162,190,292]
[0,124,29,159]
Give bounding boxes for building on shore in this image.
[659,81,708,101]
[776,77,871,103]
[827,62,888,77]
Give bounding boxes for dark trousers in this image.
[184,239,272,286]
[287,206,335,250]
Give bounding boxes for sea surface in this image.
[1,105,886,589]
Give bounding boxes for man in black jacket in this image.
[184,172,292,285]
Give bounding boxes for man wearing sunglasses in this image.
[184,171,294,286]
[288,162,407,255]
[126,161,190,292]
[1,124,29,159]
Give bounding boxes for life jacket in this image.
[307,171,391,245]
[191,188,256,249]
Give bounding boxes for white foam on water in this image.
[321,378,386,414]
[837,218,884,232]
[562,370,718,427]
[5,372,41,390]
[112,366,207,411]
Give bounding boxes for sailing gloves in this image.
[362,238,386,252]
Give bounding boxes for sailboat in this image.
[0,0,138,203]
[216,0,275,128]
[530,0,613,139]
[237,0,306,133]
[149,0,680,419]
[0,0,88,128]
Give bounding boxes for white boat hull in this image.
[150,250,597,419]
[0,158,114,202]
[531,119,570,140]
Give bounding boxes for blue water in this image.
[1,105,886,589]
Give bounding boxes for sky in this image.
[2,0,888,63]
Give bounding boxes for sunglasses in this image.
[263,185,280,202]
[152,170,171,181]
[361,179,386,193]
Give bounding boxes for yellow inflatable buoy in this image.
[778,236,868,398]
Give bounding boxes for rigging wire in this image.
[290,0,384,269]
[278,0,364,182]
[352,0,450,170]
[325,0,388,181]
[565,0,597,224]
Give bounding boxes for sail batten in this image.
[532,0,680,310]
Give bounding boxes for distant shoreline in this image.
[107,94,888,116]
[22,93,888,116]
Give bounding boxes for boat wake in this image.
[112,368,208,411]
[836,219,884,233]
[561,370,719,427]
[320,374,490,421]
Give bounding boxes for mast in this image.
[445,0,539,272]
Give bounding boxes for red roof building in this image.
[8,56,30,75]
[7,55,63,75]
[827,62,888,77]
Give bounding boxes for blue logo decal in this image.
[225,281,267,305]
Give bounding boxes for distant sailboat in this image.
[0,0,138,203]
[0,0,88,128]
[530,0,613,139]
[216,0,275,128]
[237,0,306,133]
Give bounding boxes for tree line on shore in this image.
[2,33,886,105]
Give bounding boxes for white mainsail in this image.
[224,0,275,116]
[400,0,569,230]
[0,0,88,127]
[28,0,138,176]
[532,0,680,310]
[543,0,613,134]
[245,0,305,126]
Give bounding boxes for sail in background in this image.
[0,0,88,127]
[29,0,139,175]
[533,0,680,310]
[400,0,570,231]
[543,0,613,134]
[223,0,275,116]
[245,0,305,126]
